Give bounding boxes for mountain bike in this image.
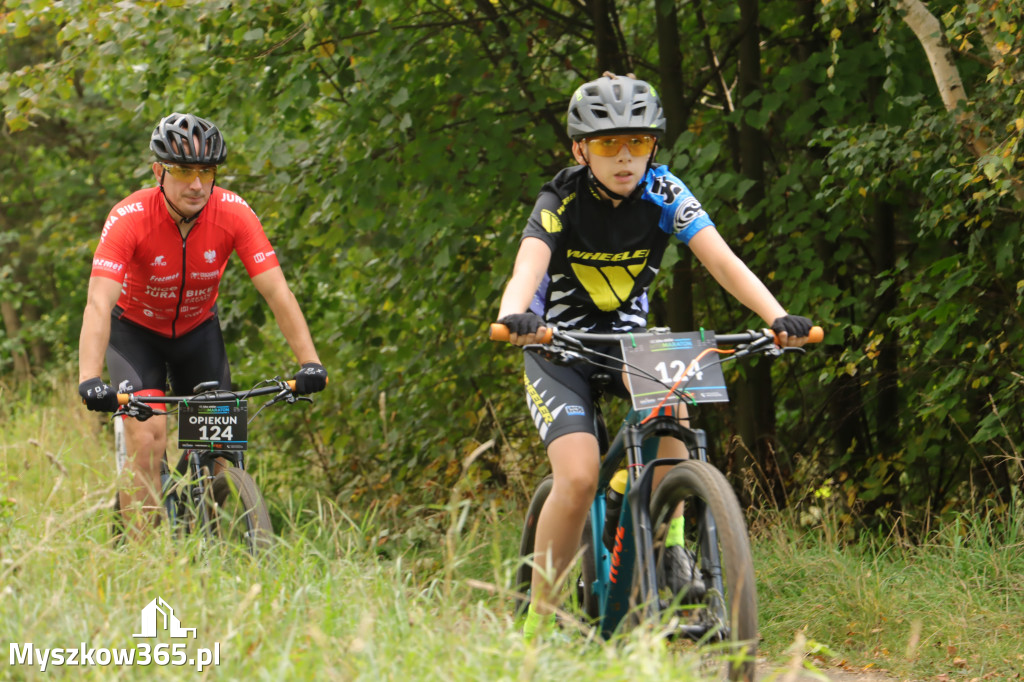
[492,323,823,681]
[110,376,315,556]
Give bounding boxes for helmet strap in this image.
[158,170,212,227]
[586,168,629,201]
[643,140,659,176]
[582,140,659,202]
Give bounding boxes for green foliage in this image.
[1,0,1022,533]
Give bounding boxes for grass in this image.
[0,374,706,680]
[3,373,1023,680]
[754,508,1024,680]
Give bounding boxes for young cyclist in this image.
[495,74,814,639]
[78,112,328,537]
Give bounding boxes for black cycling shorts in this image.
[105,313,231,395]
[522,345,630,448]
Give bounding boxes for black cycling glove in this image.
[771,315,814,338]
[293,362,328,395]
[497,312,545,337]
[78,377,119,412]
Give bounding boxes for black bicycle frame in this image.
[160,442,249,535]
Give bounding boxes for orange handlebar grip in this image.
[489,324,510,342]
[772,325,825,345]
[287,379,297,390]
[489,323,553,344]
[117,394,130,405]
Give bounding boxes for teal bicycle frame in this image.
[587,404,722,640]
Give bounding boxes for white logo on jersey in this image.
[92,258,124,273]
[673,197,707,234]
[204,250,216,263]
[151,255,167,267]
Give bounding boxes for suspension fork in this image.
[626,412,706,621]
[190,449,218,533]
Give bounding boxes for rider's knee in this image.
[552,469,598,508]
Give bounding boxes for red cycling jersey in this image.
[90,186,280,338]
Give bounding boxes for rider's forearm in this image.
[265,288,321,366]
[498,237,550,318]
[78,277,123,382]
[689,228,788,325]
[711,257,787,325]
[497,277,541,319]
[78,305,112,382]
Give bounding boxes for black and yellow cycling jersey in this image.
[522,164,713,332]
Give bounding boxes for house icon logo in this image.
[132,597,197,639]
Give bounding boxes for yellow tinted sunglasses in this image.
[160,164,217,182]
[584,134,657,157]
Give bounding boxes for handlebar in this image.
[489,323,824,346]
[116,379,299,406]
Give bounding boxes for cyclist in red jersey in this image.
[77,112,327,536]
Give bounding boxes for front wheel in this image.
[207,467,274,556]
[649,460,758,682]
[513,475,598,625]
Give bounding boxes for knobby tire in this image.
[513,475,599,624]
[208,467,274,556]
[649,460,758,682]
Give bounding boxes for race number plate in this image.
[177,401,248,451]
[621,332,729,410]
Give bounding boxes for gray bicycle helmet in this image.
[567,75,666,141]
[150,113,227,165]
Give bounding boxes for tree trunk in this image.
[874,200,899,451]
[654,0,695,333]
[897,0,1022,201]
[732,0,782,501]
[655,0,687,145]
[588,0,627,75]
[1,300,31,381]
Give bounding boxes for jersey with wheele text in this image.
[522,164,714,332]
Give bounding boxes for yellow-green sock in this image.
[522,602,556,642]
[666,515,685,548]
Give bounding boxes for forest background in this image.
[2,0,1022,538]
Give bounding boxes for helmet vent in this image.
[150,113,227,165]
[565,75,666,141]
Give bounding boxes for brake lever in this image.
[266,388,313,406]
[553,333,587,352]
[524,344,583,366]
[113,402,157,422]
[731,335,781,359]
